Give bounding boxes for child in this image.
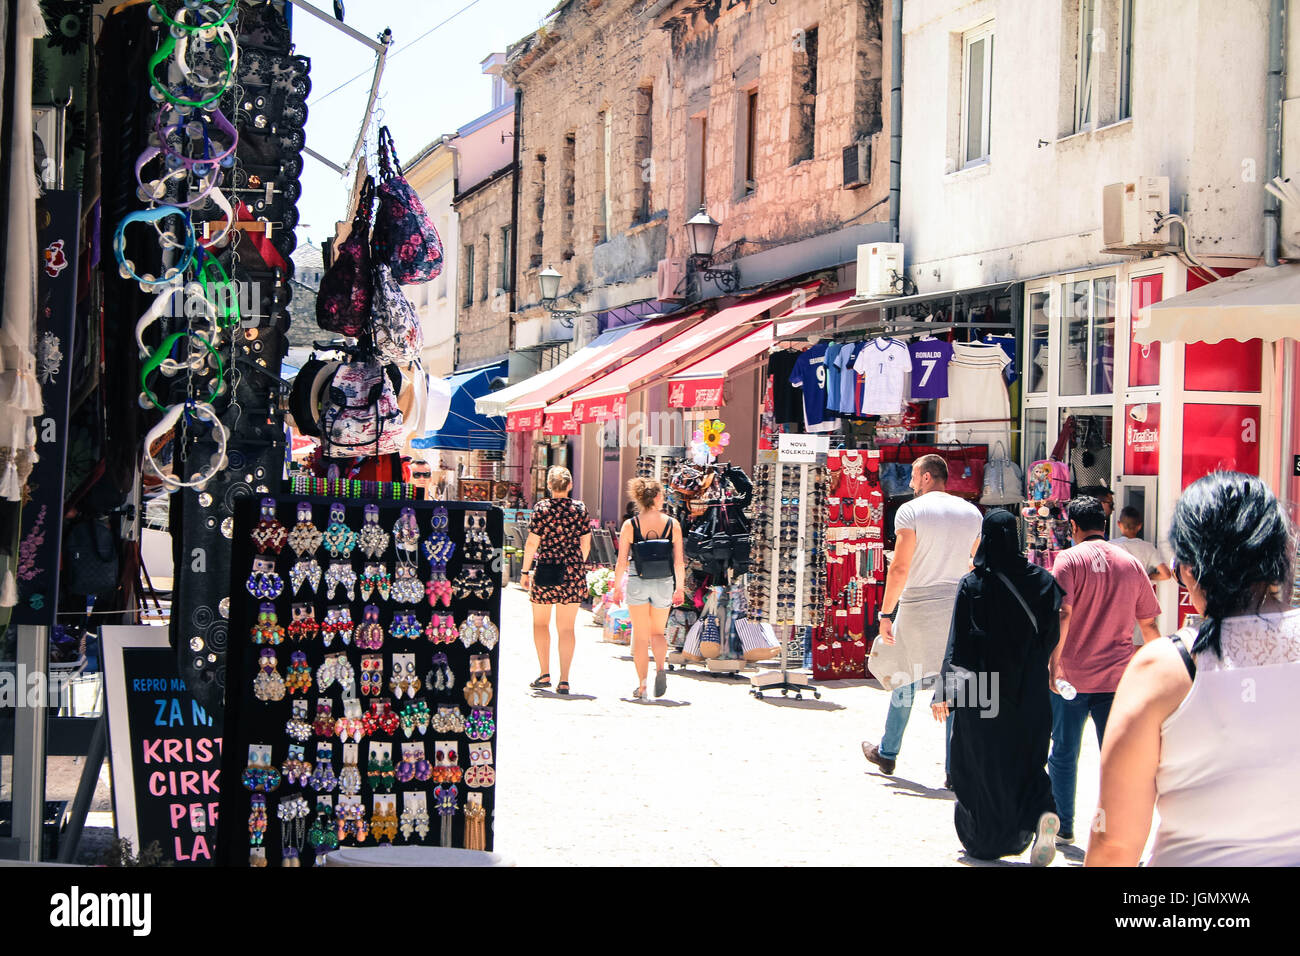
[1110,506,1172,584]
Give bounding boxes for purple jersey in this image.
[908,339,953,400]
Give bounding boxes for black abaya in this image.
[938,510,1064,860]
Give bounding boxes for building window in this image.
[499,225,513,294]
[961,23,993,166]
[633,86,654,223]
[735,87,759,198]
[687,112,708,212]
[596,109,612,244]
[1118,0,1134,119]
[462,244,475,308]
[1074,0,1096,131]
[561,132,575,259]
[790,25,818,165]
[531,154,546,270]
[1059,275,1116,397]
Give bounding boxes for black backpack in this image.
[631,515,675,580]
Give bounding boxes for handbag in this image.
[697,612,722,659]
[631,515,675,580]
[734,617,779,662]
[981,441,1025,506]
[532,562,566,588]
[321,360,404,457]
[64,519,119,596]
[371,264,424,366]
[943,443,987,500]
[371,127,444,284]
[316,176,374,336]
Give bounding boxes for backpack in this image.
[631,515,675,580]
[1028,459,1072,503]
[371,127,444,284]
[317,176,374,336]
[321,360,404,457]
[371,263,423,366]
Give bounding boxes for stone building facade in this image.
[451,167,515,370]
[505,0,892,336]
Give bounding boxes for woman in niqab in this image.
[933,509,1065,864]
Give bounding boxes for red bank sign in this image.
[1124,403,1160,476]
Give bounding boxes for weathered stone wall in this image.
[452,170,515,370]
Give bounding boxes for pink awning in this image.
[549,288,808,424]
[503,313,696,431]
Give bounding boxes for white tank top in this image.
[1149,608,1300,866]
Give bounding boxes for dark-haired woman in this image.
[933,509,1065,865]
[1088,472,1300,866]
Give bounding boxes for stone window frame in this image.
[789,23,819,167]
[734,84,760,200]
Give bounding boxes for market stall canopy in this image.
[1133,264,1300,344]
[665,298,827,407]
[411,361,508,452]
[500,314,697,431]
[549,287,811,425]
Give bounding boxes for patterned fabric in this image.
[372,127,443,284]
[372,263,423,366]
[317,176,374,336]
[321,361,404,457]
[527,497,590,605]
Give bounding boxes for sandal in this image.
[631,684,646,700]
[556,681,570,695]
[529,673,551,689]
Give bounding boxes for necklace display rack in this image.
[749,458,824,702]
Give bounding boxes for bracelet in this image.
[149,0,238,33]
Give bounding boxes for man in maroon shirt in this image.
[1048,497,1161,844]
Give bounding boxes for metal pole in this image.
[56,715,107,864]
[1264,0,1285,266]
[12,625,49,861]
[889,0,903,244]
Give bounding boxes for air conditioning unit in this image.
[856,242,905,298]
[842,139,872,189]
[657,257,687,301]
[1102,177,1170,251]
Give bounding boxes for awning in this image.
[478,323,638,419]
[551,288,807,425]
[411,361,508,451]
[666,308,823,408]
[1133,264,1300,344]
[501,314,696,432]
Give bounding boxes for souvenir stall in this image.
[762,286,1025,680]
[662,422,778,677]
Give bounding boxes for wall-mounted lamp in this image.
[539,266,580,328]
[684,205,739,295]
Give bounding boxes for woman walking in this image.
[612,478,686,700]
[932,509,1065,865]
[520,466,592,695]
[1088,472,1300,866]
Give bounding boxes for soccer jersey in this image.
[790,343,835,429]
[838,342,863,415]
[853,337,910,416]
[908,338,953,400]
[824,343,842,413]
[984,334,1018,384]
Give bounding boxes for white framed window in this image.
[961,23,994,166]
[1075,0,1097,131]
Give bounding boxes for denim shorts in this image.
[625,571,675,608]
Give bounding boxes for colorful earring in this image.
[250,498,288,554]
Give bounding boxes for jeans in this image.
[879,679,953,771]
[1048,691,1115,834]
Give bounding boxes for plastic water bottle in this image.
[1055,678,1078,700]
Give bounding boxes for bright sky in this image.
[293,0,559,247]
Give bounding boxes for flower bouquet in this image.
[586,567,616,625]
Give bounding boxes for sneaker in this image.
[861,742,896,775]
[1030,812,1060,867]
[1056,829,1075,845]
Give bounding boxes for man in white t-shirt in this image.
[862,455,983,784]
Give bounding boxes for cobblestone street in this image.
[493,584,1102,866]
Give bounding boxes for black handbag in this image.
[631,515,676,580]
[532,562,566,588]
[64,519,119,596]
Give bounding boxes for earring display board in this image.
[216,496,502,866]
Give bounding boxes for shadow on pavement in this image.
[1058,843,1086,864]
[532,690,598,701]
[622,696,691,707]
[878,775,956,801]
[957,853,1023,867]
[754,696,847,711]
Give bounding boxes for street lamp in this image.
[683,205,738,295]
[538,266,579,327]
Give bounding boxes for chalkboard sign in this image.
[102,626,220,866]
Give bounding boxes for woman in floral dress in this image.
[521,467,592,695]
